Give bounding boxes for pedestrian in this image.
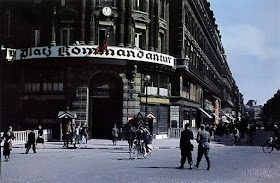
[142,126,151,156]
[26,129,36,154]
[36,125,45,148]
[247,124,255,144]
[273,125,280,145]
[195,124,211,170]
[63,121,72,147]
[128,126,136,151]
[73,123,81,148]
[81,125,88,147]
[232,126,240,145]
[112,124,119,146]
[2,126,15,161]
[179,123,194,169]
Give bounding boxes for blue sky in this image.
[208,0,280,105]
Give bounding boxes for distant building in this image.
[245,100,262,121]
[263,90,280,126]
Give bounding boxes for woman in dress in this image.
[36,125,45,148]
[2,126,15,161]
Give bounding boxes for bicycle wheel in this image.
[262,143,273,153]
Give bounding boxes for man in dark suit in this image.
[195,124,211,170]
[179,123,194,169]
[26,129,36,154]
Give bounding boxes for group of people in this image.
[63,122,88,148]
[127,125,152,156]
[0,125,46,161]
[25,125,45,154]
[180,123,211,170]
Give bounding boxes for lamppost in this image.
[144,75,151,116]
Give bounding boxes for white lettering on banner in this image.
[14,46,175,67]
[6,48,16,61]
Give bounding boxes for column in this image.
[154,0,159,52]
[126,0,132,48]
[80,0,86,45]
[50,7,56,46]
[117,0,125,47]
[88,0,96,45]
[149,0,155,51]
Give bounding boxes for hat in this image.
[200,124,205,128]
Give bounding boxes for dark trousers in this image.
[26,143,36,153]
[63,134,71,147]
[180,149,192,166]
[197,146,210,167]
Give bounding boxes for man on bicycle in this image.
[273,125,280,146]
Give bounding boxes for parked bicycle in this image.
[129,140,153,159]
[262,137,280,153]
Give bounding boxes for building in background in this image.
[0,0,242,139]
[169,0,242,128]
[263,90,280,129]
[245,100,262,122]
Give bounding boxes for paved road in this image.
[1,138,280,183]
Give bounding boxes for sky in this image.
[208,0,280,105]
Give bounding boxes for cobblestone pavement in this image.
[1,138,280,183]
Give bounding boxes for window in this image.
[135,0,145,11]
[5,10,11,37]
[24,83,40,92]
[134,32,143,49]
[160,0,165,18]
[60,28,74,45]
[34,0,41,4]
[61,0,65,6]
[35,30,40,47]
[100,0,114,7]
[134,28,146,49]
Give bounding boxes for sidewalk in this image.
[12,137,227,151]
[211,129,273,146]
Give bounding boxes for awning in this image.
[198,108,213,118]
[58,110,77,119]
[212,113,220,120]
[147,112,156,119]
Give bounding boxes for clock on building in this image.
[102,7,112,17]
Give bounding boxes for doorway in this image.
[89,72,123,139]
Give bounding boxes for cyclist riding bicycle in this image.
[232,126,240,145]
[273,125,280,147]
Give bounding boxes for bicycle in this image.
[129,140,153,159]
[262,137,280,153]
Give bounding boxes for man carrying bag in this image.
[179,123,194,169]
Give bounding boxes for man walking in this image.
[179,123,194,169]
[26,129,36,154]
[195,124,211,170]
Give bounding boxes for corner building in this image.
[1,0,173,139]
[1,0,242,139]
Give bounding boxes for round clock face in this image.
[102,7,112,16]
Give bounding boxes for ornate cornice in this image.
[132,10,151,24]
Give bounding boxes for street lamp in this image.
[144,75,151,116]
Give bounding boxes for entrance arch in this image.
[89,72,123,139]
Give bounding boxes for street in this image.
[1,138,280,183]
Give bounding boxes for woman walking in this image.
[36,125,45,148]
[2,126,15,161]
